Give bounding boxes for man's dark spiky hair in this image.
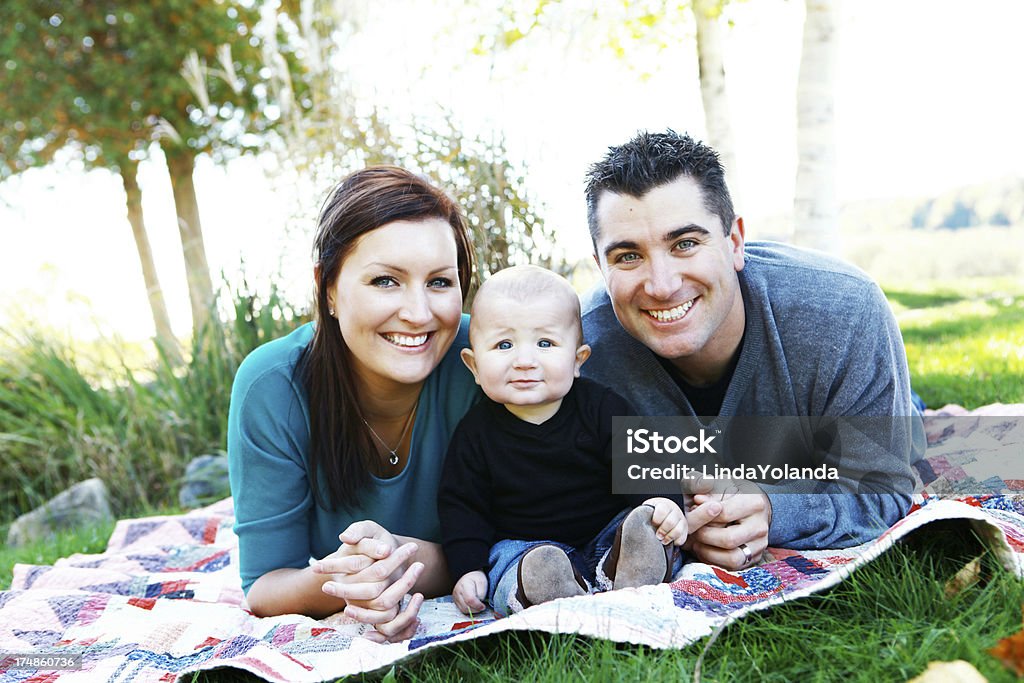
[584,129,736,246]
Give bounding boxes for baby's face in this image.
[465,295,587,412]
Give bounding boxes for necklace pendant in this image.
[362,398,418,471]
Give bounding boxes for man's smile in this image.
[642,297,696,323]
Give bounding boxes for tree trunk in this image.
[692,0,740,208]
[793,0,840,254]
[165,148,215,333]
[121,162,182,364]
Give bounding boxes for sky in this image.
[2,0,1022,343]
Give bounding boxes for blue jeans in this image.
[486,507,684,616]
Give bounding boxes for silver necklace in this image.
[362,400,418,466]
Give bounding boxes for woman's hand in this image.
[682,476,772,570]
[312,520,425,641]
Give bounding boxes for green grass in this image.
[884,277,1024,409]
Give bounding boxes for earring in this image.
[328,307,336,317]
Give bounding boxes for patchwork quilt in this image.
[1,406,1022,682]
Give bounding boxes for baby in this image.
[438,265,686,616]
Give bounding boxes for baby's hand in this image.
[643,497,688,546]
[453,570,488,615]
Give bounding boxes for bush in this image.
[0,280,307,524]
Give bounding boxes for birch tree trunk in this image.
[165,148,215,334]
[692,0,740,207]
[794,0,840,254]
[121,161,182,363]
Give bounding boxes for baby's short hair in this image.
[470,265,583,345]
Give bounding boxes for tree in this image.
[793,0,840,254]
[409,118,558,286]
[258,1,557,295]
[121,152,180,361]
[691,0,739,193]
[475,0,742,200]
[0,7,180,355]
[0,1,304,336]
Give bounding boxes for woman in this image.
[227,166,479,641]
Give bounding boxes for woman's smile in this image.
[381,331,432,349]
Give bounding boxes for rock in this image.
[6,478,113,547]
[178,453,231,509]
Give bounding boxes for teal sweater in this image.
[227,316,479,594]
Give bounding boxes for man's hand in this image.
[452,571,488,615]
[682,475,772,569]
[642,497,688,546]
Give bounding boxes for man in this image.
[581,130,920,569]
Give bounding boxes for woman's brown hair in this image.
[301,166,474,509]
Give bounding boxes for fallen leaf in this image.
[943,555,983,598]
[907,659,987,682]
[990,627,1024,677]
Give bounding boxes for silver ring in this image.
[738,543,752,566]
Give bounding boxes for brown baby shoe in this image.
[514,544,588,609]
[601,505,673,590]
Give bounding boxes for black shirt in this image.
[657,331,745,418]
[437,378,664,581]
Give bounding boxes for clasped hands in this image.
[682,474,772,569]
[311,521,424,643]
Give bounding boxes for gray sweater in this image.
[581,241,919,549]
